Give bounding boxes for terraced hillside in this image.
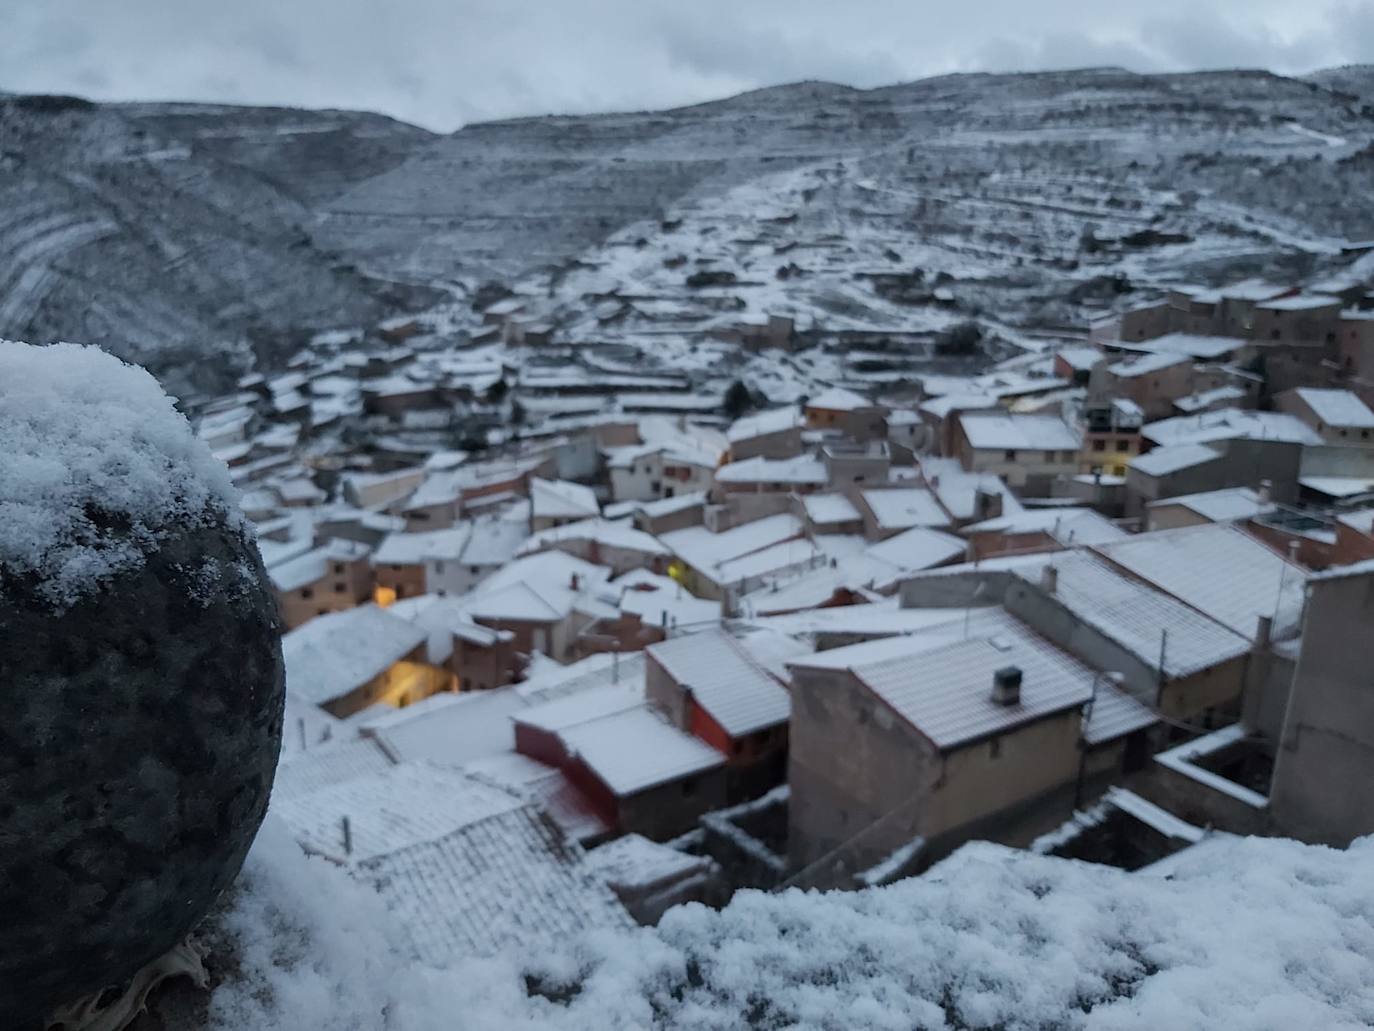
[0,95,436,390]
[318,67,1374,300]
[5,66,1374,386]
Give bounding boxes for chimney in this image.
[1040,564,1058,594]
[974,487,1003,522]
[570,572,581,591]
[1258,479,1273,503]
[991,666,1022,706]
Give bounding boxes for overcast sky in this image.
[4,1,1372,132]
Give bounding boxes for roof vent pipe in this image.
[991,665,1022,706]
[1041,564,1058,594]
[1259,479,1273,503]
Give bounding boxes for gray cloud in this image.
[0,0,1370,131]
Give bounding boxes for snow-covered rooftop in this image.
[359,689,528,766]
[860,487,951,531]
[726,405,803,442]
[958,412,1081,451]
[791,608,1094,750]
[283,604,428,706]
[964,507,1127,546]
[802,492,863,525]
[1173,385,1248,414]
[647,629,795,736]
[661,513,803,573]
[559,705,725,795]
[1022,550,1250,679]
[515,683,643,734]
[269,538,371,592]
[1130,441,1224,477]
[1110,332,1244,360]
[1142,408,1322,448]
[1255,293,1342,311]
[1094,523,1307,640]
[530,477,600,520]
[1291,387,1374,428]
[520,517,669,557]
[805,386,872,411]
[715,454,827,485]
[1105,351,1191,378]
[1148,486,1276,523]
[373,525,473,566]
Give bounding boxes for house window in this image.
[300,587,314,599]
[681,777,698,797]
[333,581,345,593]
[1116,438,1131,451]
[989,737,1001,759]
[1004,449,1017,461]
[1092,439,1106,452]
[333,563,345,575]
[433,560,445,573]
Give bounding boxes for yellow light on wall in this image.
[374,585,397,607]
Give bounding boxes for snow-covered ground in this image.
[206,820,1374,1029]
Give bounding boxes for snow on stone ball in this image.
[0,340,285,1026]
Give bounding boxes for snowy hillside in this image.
[6,66,1374,388]
[0,95,436,391]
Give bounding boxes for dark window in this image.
[433,560,445,573]
[300,587,314,599]
[1116,438,1130,451]
[333,563,345,575]
[1004,449,1017,461]
[1092,439,1106,452]
[681,777,698,798]
[333,581,345,593]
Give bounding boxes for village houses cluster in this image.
[185,276,1374,957]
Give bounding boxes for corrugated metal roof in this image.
[794,609,1094,751]
[1083,681,1159,745]
[1022,551,1250,679]
[1094,524,1307,640]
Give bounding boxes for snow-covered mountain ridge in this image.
[5,65,1374,387]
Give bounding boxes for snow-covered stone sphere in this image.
[0,341,284,1027]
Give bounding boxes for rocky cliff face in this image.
[5,67,1374,385]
